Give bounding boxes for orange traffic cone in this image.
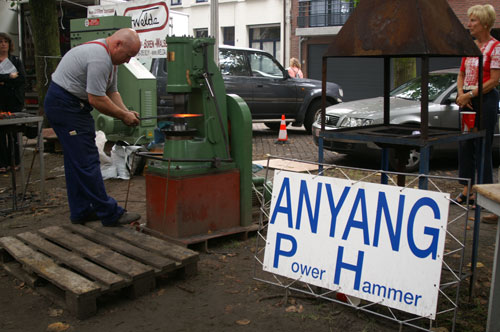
[275,114,288,144]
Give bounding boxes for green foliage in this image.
[342,0,360,7]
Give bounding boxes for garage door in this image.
[308,44,384,102]
[308,44,461,102]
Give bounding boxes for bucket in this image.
[461,111,476,132]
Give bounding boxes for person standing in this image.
[44,28,142,227]
[0,32,25,173]
[287,57,304,78]
[455,4,500,223]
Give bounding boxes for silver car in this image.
[312,68,499,172]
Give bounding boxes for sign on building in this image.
[263,171,450,318]
[88,0,188,58]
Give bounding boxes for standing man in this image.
[44,28,142,227]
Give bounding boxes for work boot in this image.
[71,211,99,225]
[104,212,141,227]
[482,213,498,224]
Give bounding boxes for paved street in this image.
[252,123,345,164]
[252,123,500,182]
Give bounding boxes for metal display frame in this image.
[252,156,473,332]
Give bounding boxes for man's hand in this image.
[122,111,140,126]
[9,72,18,79]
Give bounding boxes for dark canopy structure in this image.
[323,0,480,57]
[319,0,483,153]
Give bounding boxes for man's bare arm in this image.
[88,93,139,126]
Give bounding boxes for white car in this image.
[312,68,500,172]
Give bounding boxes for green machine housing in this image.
[70,16,156,144]
[145,36,253,240]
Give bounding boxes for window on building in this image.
[196,0,208,2]
[194,28,208,38]
[171,0,181,5]
[223,27,235,46]
[249,26,280,60]
[298,0,354,28]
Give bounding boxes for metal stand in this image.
[0,115,45,211]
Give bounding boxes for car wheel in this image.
[304,100,332,134]
[388,148,421,173]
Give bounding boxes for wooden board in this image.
[0,236,99,296]
[66,224,176,274]
[38,226,154,280]
[17,231,124,290]
[87,222,199,265]
[253,159,319,172]
[0,223,199,319]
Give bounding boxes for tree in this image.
[394,58,416,88]
[27,0,61,116]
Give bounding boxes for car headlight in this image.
[338,117,373,127]
[339,88,344,98]
[316,114,341,126]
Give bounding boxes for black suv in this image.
[149,46,343,134]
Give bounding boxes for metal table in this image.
[318,124,485,189]
[0,114,45,209]
[473,183,500,332]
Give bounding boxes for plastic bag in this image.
[96,131,117,180]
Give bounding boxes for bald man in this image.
[44,28,142,227]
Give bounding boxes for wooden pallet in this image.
[0,222,199,319]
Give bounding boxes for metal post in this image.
[381,57,390,184]
[418,146,430,189]
[380,148,389,184]
[420,56,429,140]
[470,55,484,297]
[210,0,219,65]
[470,135,485,297]
[319,56,328,174]
[383,57,390,125]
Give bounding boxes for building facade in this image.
[168,0,290,65]
[291,0,500,101]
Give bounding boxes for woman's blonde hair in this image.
[468,4,496,30]
[290,57,301,69]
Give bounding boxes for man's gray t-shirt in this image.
[52,39,118,101]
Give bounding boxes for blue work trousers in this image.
[458,88,499,186]
[44,82,124,225]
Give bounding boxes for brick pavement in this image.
[251,123,341,164]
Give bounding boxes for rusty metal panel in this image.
[145,170,241,239]
[323,0,481,58]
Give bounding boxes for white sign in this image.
[263,171,450,318]
[88,0,186,58]
[0,58,17,74]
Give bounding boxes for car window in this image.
[219,49,251,76]
[390,73,457,102]
[248,52,283,78]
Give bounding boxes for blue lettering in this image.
[334,246,364,290]
[407,198,440,259]
[296,180,322,233]
[361,280,423,306]
[290,262,326,280]
[273,232,297,268]
[373,193,404,251]
[326,184,351,238]
[300,263,312,275]
[342,189,370,245]
[269,177,293,228]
